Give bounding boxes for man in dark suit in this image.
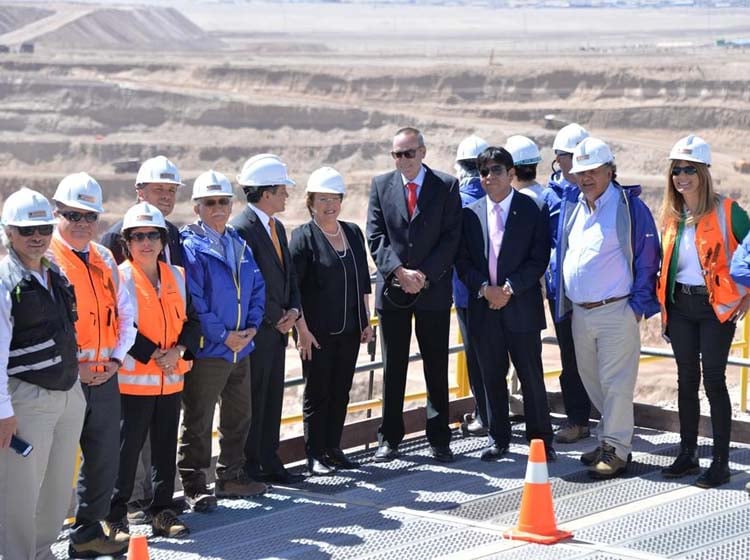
[456,146,555,462]
[231,154,304,484]
[366,127,462,463]
[101,155,184,267]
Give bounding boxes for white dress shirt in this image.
[675,224,706,286]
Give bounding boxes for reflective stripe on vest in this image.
[119,260,189,396]
[658,197,746,323]
[50,239,119,362]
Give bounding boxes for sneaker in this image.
[554,423,591,444]
[589,443,628,480]
[215,475,267,498]
[695,460,730,489]
[102,518,130,545]
[68,535,129,559]
[580,446,602,466]
[126,508,152,525]
[661,447,700,479]
[152,509,190,538]
[185,487,218,513]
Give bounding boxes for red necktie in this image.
[406,182,418,218]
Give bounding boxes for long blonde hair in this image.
[659,160,717,227]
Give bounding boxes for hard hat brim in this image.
[136,180,185,187]
[305,186,345,195]
[237,177,296,188]
[570,161,611,174]
[4,217,58,227]
[668,153,710,166]
[53,199,104,214]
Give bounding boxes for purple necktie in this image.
[488,203,504,286]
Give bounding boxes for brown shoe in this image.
[102,518,130,545]
[589,443,628,479]
[152,509,190,538]
[68,535,129,558]
[580,446,602,466]
[554,423,591,444]
[215,475,267,498]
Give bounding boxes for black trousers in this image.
[70,376,121,543]
[107,392,181,522]
[456,306,488,427]
[471,307,553,447]
[668,290,736,458]
[377,308,451,448]
[178,356,252,493]
[552,312,592,426]
[245,324,287,476]
[302,331,361,457]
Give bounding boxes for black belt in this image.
[576,295,628,310]
[676,282,709,296]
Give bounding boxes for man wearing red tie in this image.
[366,127,462,463]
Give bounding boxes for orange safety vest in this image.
[50,238,120,362]
[118,260,190,395]
[658,197,746,323]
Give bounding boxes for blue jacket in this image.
[545,173,579,310]
[553,182,660,322]
[453,176,485,308]
[181,222,265,362]
[730,230,750,288]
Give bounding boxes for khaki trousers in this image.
[0,379,85,560]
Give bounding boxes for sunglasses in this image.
[201,198,232,207]
[16,224,54,237]
[671,165,698,177]
[390,149,419,160]
[127,231,162,242]
[61,211,98,223]
[479,165,507,178]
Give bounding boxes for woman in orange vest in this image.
[104,202,200,539]
[657,135,750,488]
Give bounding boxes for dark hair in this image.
[514,164,537,181]
[121,228,168,260]
[243,185,281,204]
[394,127,425,147]
[477,146,514,171]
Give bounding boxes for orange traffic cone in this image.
[127,534,150,560]
[504,438,572,544]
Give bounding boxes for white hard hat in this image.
[669,134,711,166]
[455,135,489,162]
[306,167,346,195]
[237,154,296,187]
[504,135,542,166]
[121,202,167,232]
[553,123,590,154]
[52,172,104,213]
[192,169,234,200]
[2,187,56,227]
[570,137,615,174]
[135,156,183,187]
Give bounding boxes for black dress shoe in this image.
[431,445,454,463]
[545,445,557,462]
[374,443,399,463]
[307,457,336,476]
[325,448,359,469]
[662,447,700,478]
[480,444,509,461]
[260,468,305,484]
[695,459,730,489]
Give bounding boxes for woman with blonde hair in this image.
[657,135,750,488]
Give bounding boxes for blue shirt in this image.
[201,221,236,274]
[562,183,632,304]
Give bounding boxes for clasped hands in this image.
[484,283,512,310]
[224,328,257,353]
[395,266,426,294]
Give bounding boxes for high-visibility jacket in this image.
[118,260,190,395]
[658,196,747,323]
[50,238,120,362]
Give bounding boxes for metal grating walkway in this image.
[51,421,750,559]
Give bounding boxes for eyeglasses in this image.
[479,165,507,178]
[316,196,342,204]
[671,165,698,177]
[127,231,162,242]
[61,211,98,223]
[391,148,419,160]
[16,225,54,237]
[201,198,232,207]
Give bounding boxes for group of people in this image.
[1,124,749,559]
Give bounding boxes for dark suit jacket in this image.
[366,164,462,311]
[456,191,550,333]
[101,218,183,267]
[230,205,301,327]
[289,220,371,337]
